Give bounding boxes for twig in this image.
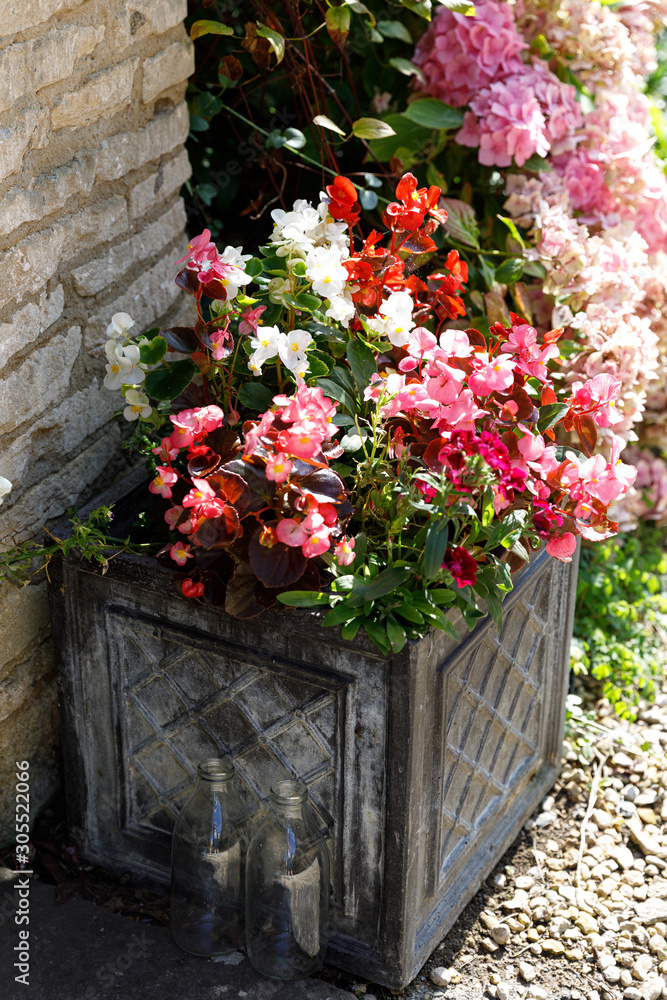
[575,751,609,908]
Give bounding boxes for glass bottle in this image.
[170,758,250,957]
[246,779,330,980]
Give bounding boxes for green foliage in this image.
[573,524,667,720]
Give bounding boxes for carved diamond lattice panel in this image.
[438,571,551,876]
[111,617,338,840]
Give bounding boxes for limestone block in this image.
[72,199,186,295]
[0,285,64,369]
[0,326,82,436]
[1,380,119,486]
[94,101,188,181]
[51,57,139,131]
[0,104,49,183]
[0,423,122,544]
[0,582,49,672]
[142,40,194,104]
[85,252,182,353]
[0,23,104,113]
[0,149,97,237]
[128,148,191,218]
[112,0,188,49]
[0,0,86,38]
[0,638,59,849]
[0,196,128,310]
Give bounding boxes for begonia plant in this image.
[101,172,636,654]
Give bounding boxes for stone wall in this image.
[0,0,195,844]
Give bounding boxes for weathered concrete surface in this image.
[0,878,357,1000]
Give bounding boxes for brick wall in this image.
[0,0,195,844]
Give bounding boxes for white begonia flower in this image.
[278,328,312,373]
[104,340,134,389]
[218,245,253,300]
[248,325,281,374]
[305,245,348,297]
[371,290,415,348]
[120,343,146,385]
[271,201,322,257]
[106,312,135,340]
[268,276,291,304]
[123,389,152,422]
[326,292,355,328]
[0,476,12,507]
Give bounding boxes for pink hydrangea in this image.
[412,0,526,107]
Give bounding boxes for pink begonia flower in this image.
[153,437,180,463]
[609,435,638,490]
[174,229,216,266]
[170,542,193,566]
[210,327,233,361]
[438,328,475,359]
[425,358,467,404]
[182,578,205,599]
[149,465,178,499]
[302,529,332,559]
[334,536,355,566]
[577,454,627,505]
[265,453,293,483]
[316,503,338,527]
[399,327,438,371]
[546,532,577,562]
[182,478,216,509]
[278,422,326,460]
[468,356,516,396]
[500,324,560,382]
[433,390,487,431]
[276,519,309,547]
[568,374,623,427]
[165,505,195,535]
[169,426,195,449]
[239,305,267,336]
[171,406,225,438]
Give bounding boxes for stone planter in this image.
[48,467,578,989]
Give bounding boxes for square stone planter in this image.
[48,467,578,989]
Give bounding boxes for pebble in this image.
[565,948,584,961]
[624,990,642,1000]
[604,967,622,983]
[535,811,558,828]
[635,900,667,925]
[576,913,599,935]
[633,954,654,981]
[640,980,664,1000]
[614,846,638,870]
[593,809,616,829]
[519,961,537,982]
[504,890,530,911]
[491,924,511,946]
[541,938,565,954]
[430,967,455,986]
[496,985,511,1000]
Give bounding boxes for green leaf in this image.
[256,23,285,63]
[238,381,275,412]
[362,618,391,654]
[428,588,456,604]
[388,57,426,83]
[347,566,414,607]
[481,486,494,527]
[283,128,306,150]
[325,5,351,38]
[295,291,322,311]
[377,19,412,42]
[352,117,397,140]
[144,359,197,401]
[322,603,362,627]
[522,153,550,172]
[139,335,168,366]
[313,114,346,137]
[423,521,449,580]
[497,216,526,251]
[368,113,431,161]
[277,591,330,607]
[189,114,210,133]
[190,19,235,40]
[346,339,377,392]
[395,603,424,624]
[403,98,464,130]
[359,188,378,211]
[537,402,570,434]
[317,377,358,415]
[339,430,367,452]
[437,0,475,13]
[441,198,480,248]
[494,257,525,285]
[307,356,330,380]
[341,619,362,640]
[244,257,263,278]
[386,617,407,653]
[399,0,432,18]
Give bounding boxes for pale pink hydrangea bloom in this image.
[610,447,667,530]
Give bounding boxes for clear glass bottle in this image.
[246,779,330,980]
[170,758,250,957]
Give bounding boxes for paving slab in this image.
[0,877,356,1000]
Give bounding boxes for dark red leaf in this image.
[465,327,488,350]
[201,570,227,607]
[172,382,205,412]
[175,268,200,294]
[222,459,276,511]
[193,506,241,548]
[188,448,221,478]
[540,384,558,406]
[162,327,200,353]
[399,229,437,255]
[292,466,348,504]
[208,469,251,514]
[225,562,266,618]
[249,523,308,587]
[206,427,241,464]
[574,412,598,457]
